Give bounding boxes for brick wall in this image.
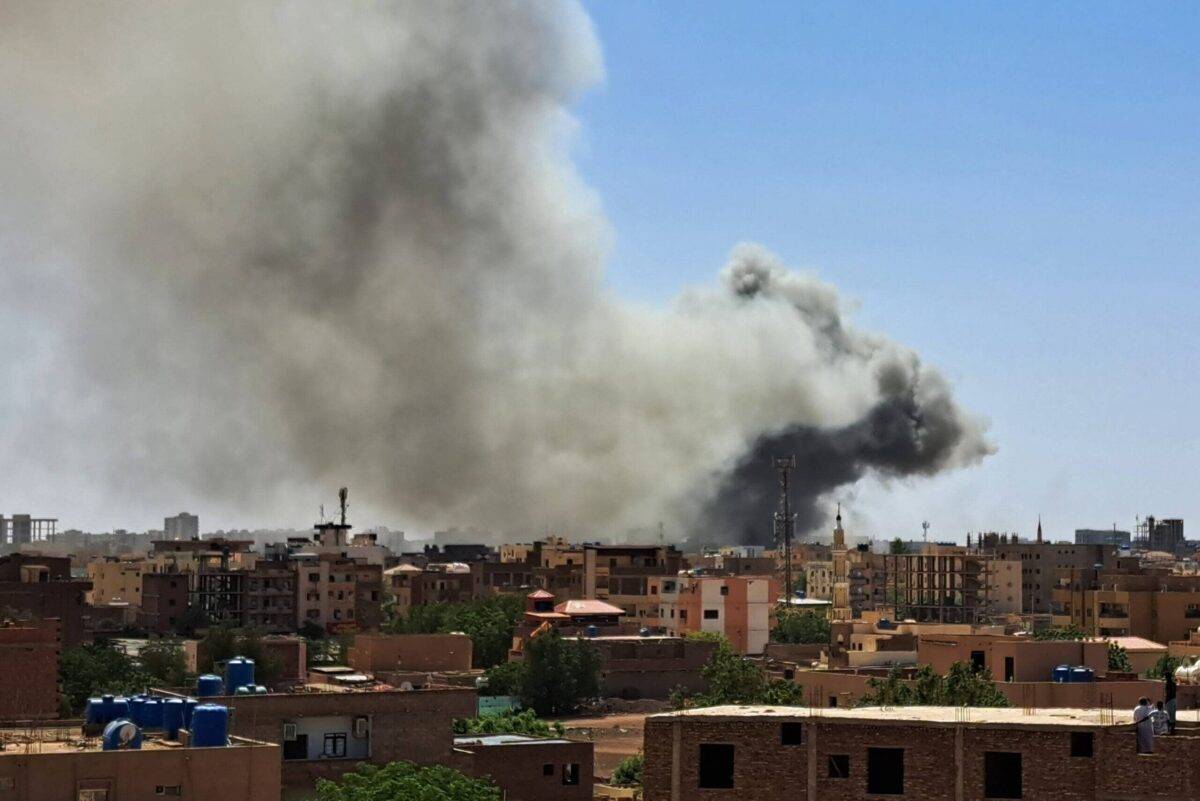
[456,739,593,801]
[643,713,1200,801]
[0,619,59,720]
[347,633,474,672]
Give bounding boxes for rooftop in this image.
[556,599,626,616]
[455,734,572,747]
[0,725,268,755]
[650,705,1139,730]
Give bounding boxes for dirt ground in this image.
[560,712,650,780]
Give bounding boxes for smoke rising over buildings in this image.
[0,1,992,537]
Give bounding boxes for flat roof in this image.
[0,728,269,755]
[649,705,1137,730]
[455,734,573,747]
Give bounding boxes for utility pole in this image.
[773,455,797,603]
[922,520,930,543]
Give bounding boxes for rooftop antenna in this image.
[922,520,930,543]
[773,455,797,603]
[338,487,349,527]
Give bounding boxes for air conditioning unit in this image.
[282,723,298,742]
[353,717,369,738]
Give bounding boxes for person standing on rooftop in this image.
[1134,697,1155,753]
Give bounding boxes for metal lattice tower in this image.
[773,455,798,603]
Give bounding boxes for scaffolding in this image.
[883,551,993,624]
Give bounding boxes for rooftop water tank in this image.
[226,657,255,694]
[253,685,268,694]
[101,719,142,751]
[182,698,198,728]
[196,674,224,698]
[638,627,651,637]
[128,695,146,726]
[163,698,185,739]
[85,695,131,727]
[1071,667,1094,683]
[1053,665,1071,683]
[189,704,229,748]
[585,625,599,638]
[140,697,164,729]
[234,685,252,695]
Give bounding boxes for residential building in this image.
[564,634,718,700]
[163,512,200,541]
[917,632,1108,682]
[1075,528,1132,548]
[979,534,1112,614]
[153,685,475,797]
[1052,566,1200,642]
[139,571,189,634]
[1147,516,1185,555]
[878,547,994,625]
[0,723,280,801]
[657,575,778,654]
[0,618,60,720]
[0,553,92,646]
[383,562,473,616]
[642,705,1200,800]
[453,734,593,801]
[86,557,145,606]
[583,545,684,622]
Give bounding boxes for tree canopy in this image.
[674,636,806,708]
[479,629,600,715]
[453,709,564,738]
[315,762,500,801]
[612,753,644,787]
[1107,642,1133,672]
[386,595,524,669]
[1031,626,1086,641]
[857,663,1010,707]
[196,626,283,685]
[771,609,831,644]
[60,642,150,712]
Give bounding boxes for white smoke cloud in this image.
[0,1,992,534]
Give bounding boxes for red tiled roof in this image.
[527,589,555,599]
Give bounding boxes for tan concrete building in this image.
[1053,568,1200,642]
[584,545,683,623]
[86,557,145,606]
[917,632,1108,682]
[0,725,280,801]
[657,575,778,654]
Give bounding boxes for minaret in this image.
[833,503,846,550]
[1037,515,1043,544]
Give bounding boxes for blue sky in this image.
[576,2,1200,542]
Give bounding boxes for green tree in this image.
[479,659,524,697]
[675,636,808,708]
[138,638,188,687]
[519,629,601,715]
[1144,655,1184,680]
[612,753,644,787]
[196,626,284,686]
[60,643,151,712]
[1031,626,1086,641]
[387,595,525,669]
[771,609,831,644]
[315,762,500,801]
[857,663,1010,707]
[1107,642,1133,672]
[453,709,564,738]
[889,538,907,555]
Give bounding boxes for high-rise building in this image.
[1075,528,1131,548]
[1149,517,1184,554]
[164,512,200,540]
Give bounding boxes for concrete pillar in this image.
[671,720,681,801]
[808,722,818,799]
[955,725,964,801]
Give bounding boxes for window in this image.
[867,748,904,795]
[562,763,580,785]
[704,609,720,620]
[984,752,1022,798]
[1070,732,1093,758]
[698,744,735,789]
[543,763,554,777]
[781,722,804,745]
[155,786,182,796]
[323,733,347,758]
[970,650,986,671]
[720,585,729,596]
[828,754,850,778]
[283,734,308,760]
[828,695,838,708]
[680,610,687,621]
[308,572,320,582]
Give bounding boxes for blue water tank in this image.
[127,696,145,725]
[84,698,104,725]
[1053,664,1071,683]
[226,657,255,694]
[163,699,185,739]
[189,704,229,748]
[197,674,224,698]
[101,719,142,751]
[86,695,131,726]
[585,625,599,638]
[182,698,198,728]
[253,685,268,695]
[1071,667,1094,683]
[140,698,164,729]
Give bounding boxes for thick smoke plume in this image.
[0,1,992,538]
